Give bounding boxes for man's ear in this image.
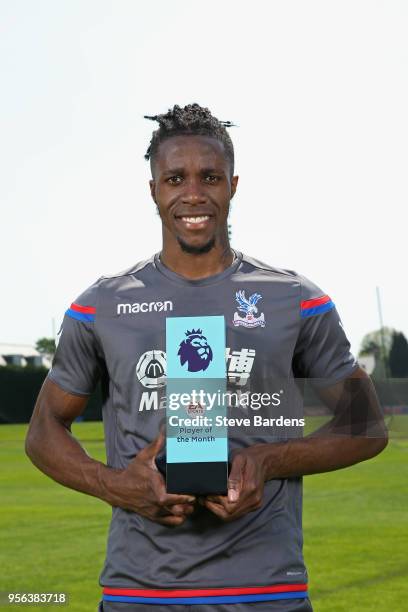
[231,175,239,199]
[149,179,157,203]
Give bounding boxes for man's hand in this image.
[103,430,196,526]
[200,367,388,522]
[26,379,195,527]
[199,446,268,522]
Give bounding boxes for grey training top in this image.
[47,250,358,605]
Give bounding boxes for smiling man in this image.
[25,103,388,612]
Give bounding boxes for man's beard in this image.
[176,235,216,255]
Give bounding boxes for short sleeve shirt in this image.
[48,251,358,605]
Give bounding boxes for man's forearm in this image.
[257,370,389,480]
[26,410,197,526]
[257,433,387,481]
[25,411,118,505]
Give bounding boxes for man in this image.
[26,103,388,611]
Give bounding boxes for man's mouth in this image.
[175,214,213,229]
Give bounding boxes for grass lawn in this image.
[0,421,407,611]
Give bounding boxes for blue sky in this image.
[1,0,407,356]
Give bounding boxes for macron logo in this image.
[117,300,173,315]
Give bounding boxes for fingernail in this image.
[229,489,239,502]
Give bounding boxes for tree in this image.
[35,337,56,355]
[389,331,408,378]
[359,327,395,379]
[359,327,395,357]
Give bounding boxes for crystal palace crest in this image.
[233,290,265,328]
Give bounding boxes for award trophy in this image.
[160,315,228,495]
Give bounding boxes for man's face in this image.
[149,135,238,254]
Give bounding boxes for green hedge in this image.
[0,366,406,424]
[0,367,102,424]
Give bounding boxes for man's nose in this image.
[181,178,206,204]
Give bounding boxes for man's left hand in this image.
[199,446,268,522]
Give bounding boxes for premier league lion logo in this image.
[177,328,213,372]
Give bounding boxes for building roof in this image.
[0,343,41,357]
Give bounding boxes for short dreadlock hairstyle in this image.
[144,103,236,177]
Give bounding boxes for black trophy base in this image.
[166,461,228,495]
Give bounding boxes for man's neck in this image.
[159,244,235,280]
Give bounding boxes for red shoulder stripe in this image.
[70,302,96,314]
[301,294,331,310]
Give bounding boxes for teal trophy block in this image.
[163,315,228,494]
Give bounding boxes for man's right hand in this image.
[102,430,196,526]
[26,379,195,527]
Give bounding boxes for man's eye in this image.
[205,175,219,183]
[167,176,183,185]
